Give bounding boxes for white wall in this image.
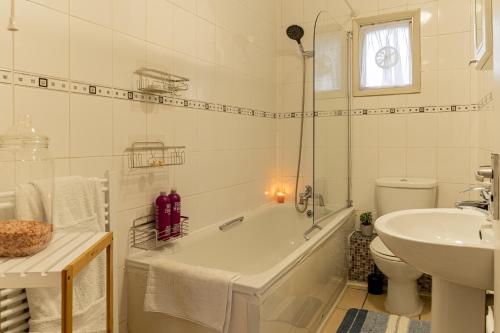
[0,0,279,330]
[276,0,486,219]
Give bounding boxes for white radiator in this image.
[0,176,111,332]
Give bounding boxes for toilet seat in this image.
[370,236,402,262]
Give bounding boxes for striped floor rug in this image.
[337,308,430,333]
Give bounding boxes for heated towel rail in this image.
[0,175,113,333]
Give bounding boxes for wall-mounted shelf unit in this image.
[135,67,189,95]
[125,142,186,169]
[130,215,189,250]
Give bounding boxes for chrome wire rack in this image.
[125,142,186,169]
[135,67,189,95]
[130,214,189,250]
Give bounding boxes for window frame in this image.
[352,10,421,97]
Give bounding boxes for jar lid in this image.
[0,115,49,149]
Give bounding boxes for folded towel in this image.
[15,176,107,333]
[144,260,240,333]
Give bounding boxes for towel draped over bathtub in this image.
[144,259,241,333]
[15,176,107,333]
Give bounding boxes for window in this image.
[353,10,421,96]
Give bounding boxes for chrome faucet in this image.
[299,185,313,205]
[315,194,325,207]
[299,185,326,207]
[456,185,492,217]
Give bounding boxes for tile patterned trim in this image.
[0,68,277,119]
[477,91,494,111]
[348,231,432,295]
[1,68,490,121]
[277,104,479,119]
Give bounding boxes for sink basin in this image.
[375,208,493,290]
[375,208,494,333]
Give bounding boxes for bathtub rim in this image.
[126,205,354,298]
[234,206,353,296]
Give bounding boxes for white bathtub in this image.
[126,204,354,333]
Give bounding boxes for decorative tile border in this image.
[0,68,277,119]
[477,91,494,111]
[278,103,479,119]
[0,68,490,122]
[349,231,432,295]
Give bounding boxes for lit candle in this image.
[276,191,285,203]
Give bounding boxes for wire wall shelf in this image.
[125,142,186,169]
[135,67,189,95]
[130,214,189,250]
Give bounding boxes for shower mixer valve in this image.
[299,185,313,204]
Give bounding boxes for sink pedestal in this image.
[431,277,485,333]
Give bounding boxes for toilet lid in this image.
[370,237,400,260]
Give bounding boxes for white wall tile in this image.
[406,113,437,147]
[173,6,197,56]
[438,0,470,34]
[282,0,303,27]
[15,1,69,77]
[112,100,148,155]
[409,1,438,37]
[146,0,174,48]
[70,94,112,157]
[378,0,407,10]
[70,17,113,86]
[196,18,216,63]
[406,147,437,178]
[113,0,146,39]
[352,116,378,147]
[437,182,468,208]
[378,115,407,147]
[0,0,12,69]
[351,179,376,212]
[215,26,233,68]
[197,0,216,23]
[171,0,197,13]
[349,0,378,14]
[352,147,378,179]
[113,32,146,90]
[378,147,406,177]
[421,36,438,71]
[15,87,69,158]
[31,0,69,13]
[0,85,13,134]
[70,156,113,177]
[70,0,112,27]
[196,60,216,102]
[438,32,469,70]
[303,0,327,23]
[407,70,438,106]
[438,69,470,105]
[146,43,174,73]
[437,147,471,183]
[437,112,470,147]
[147,104,175,146]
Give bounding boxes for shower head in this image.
[286,25,304,44]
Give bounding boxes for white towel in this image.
[144,260,240,333]
[15,176,107,333]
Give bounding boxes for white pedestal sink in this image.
[375,208,494,333]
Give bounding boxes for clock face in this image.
[375,46,400,69]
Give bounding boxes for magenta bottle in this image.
[169,187,181,237]
[155,192,171,240]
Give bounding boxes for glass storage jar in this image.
[0,115,54,257]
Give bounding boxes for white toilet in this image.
[370,178,437,316]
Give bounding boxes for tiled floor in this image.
[320,286,432,332]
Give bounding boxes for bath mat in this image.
[336,308,430,333]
